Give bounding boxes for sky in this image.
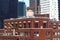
[18,0,29,7]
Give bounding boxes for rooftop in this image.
[4,16,49,21]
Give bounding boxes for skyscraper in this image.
[1,0,18,19]
[30,0,40,13]
[18,2,26,17]
[9,0,18,18]
[30,0,58,21]
[40,0,58,21]
[58,0,60,20]
[0,0,18,29]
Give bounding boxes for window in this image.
[35,23,39,28]
[24,32,30,37]
[17,24,22,30]
[53,26,56,29]
[7,32,12,36]
[53,32,57,36]
[46,38,50,40]
[53,38,57,40]
[28,23,31,28]
[46,32,50,36]
[58,32,60,36]
[11,24,17,28]
[43,23,46,28]
[20,32,24,36]
[24,32,28,37]
[12,24,17,26]
[34,32,39,37]
[58,25,60,29]
[19,24,22,28]
[24,23,26,28]
[15,32,19,35]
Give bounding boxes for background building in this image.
[29,0,58,21]
[40,0,58,20]
[58,0,60,20]
[0,0,18,29]
[30,0,40,13]
[18,2,26,17]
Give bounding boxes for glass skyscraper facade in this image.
[0,0,18,29]
[58,0,60,20]
[18,2,26,17]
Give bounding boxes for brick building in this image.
[0,14,60,40]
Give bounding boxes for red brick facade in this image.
[0,14,60,40]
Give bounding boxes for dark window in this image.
[35,23,38,28]
[43,23,46,28]
[34,32,39,37]
[53,26,56,29]
[53,32,57,36]
[46,32,50,36]
[15,32,18,35]
[11,24,17,28]
[24,23,26,28]
[12,24,17,26]
[24,32,30,37]
[28,23,31,28]
[34,32,39,34]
